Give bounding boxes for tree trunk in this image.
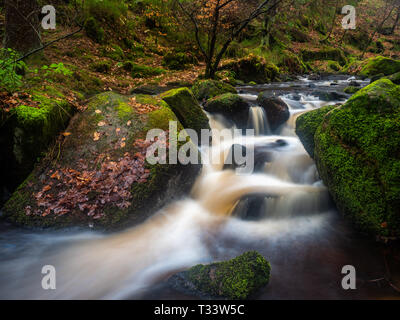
[390,7,400,35]
[4,0,42,55]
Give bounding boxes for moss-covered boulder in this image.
[204,93,250,129]
[162,51,197,70]
[220,54,280,84]
[301,48,347,66]
[344,86,361,95]
[169,251,271,300]
[257,93,290,131]
[161,88,210,138]
[360,56,400,77]
[2,92,200,229]
[297,79,400,239]
[296,105,338,158]
[192,79,237,101]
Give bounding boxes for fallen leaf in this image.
[93,132,100,141]
[98,121,106,127]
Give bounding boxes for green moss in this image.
[101,45,125,61]
[328,60,341,72]
[84,17,105,44]
[386,71,400,85]
[130,63,165,78]
[90,60,112,73]
[186,251,271,300]
[191,79,237,101]
[204,93,249,129]
[162,52,195,70]
[161,87,210,137]
[296,105,338,158]
[11,93,75,169]
[301,48,347,66]
[313,79,400,238]
[360,56,400,77]
[344,86,360,94]
[278,51,308,74]
[115,101,133,121]
[221,54,280,83]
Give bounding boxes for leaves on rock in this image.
[25,141,151,220]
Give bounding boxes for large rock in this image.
[360,56,400,77]
[161,88,210,138]
[0,86,76,206]
[2,92,200,229]
[297,79,400,239]
[168,251,271,300]
[220,54,280,84]
[257,93,290,131]
[204,93,250,129]
[191,79,237,101]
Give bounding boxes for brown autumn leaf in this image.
[93,132,101,141]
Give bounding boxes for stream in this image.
[0,75,399,300]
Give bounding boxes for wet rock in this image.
[130,85,168,95]
[168,251,271,300]
[297,79,400,239]
[344,86,360,94]
[223,144,274,173]
[220,54,280,84]
[161,87,210,138]
[312,91,347,101]
[348,81,361,87]
[257,92,290,131]
[386,71,400,85]
[204,93,250,129]
[308,74,321,81]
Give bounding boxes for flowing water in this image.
[0,76,399,300]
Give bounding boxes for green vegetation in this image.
[0,48,26,92]
[204,93,249,128]
[360,56,400,77]
[130,64,165,78]
[192,80,237,101]
[161,87,210,137]
[296,105,338,158]
[221,54,280,84]
[185,251,271,300]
